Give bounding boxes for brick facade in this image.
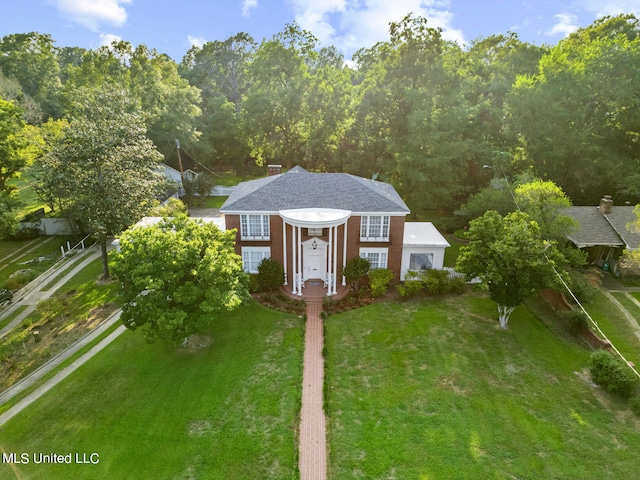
[229,213,406,283]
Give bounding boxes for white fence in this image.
[211,185,236,196]
[20,218,75,236]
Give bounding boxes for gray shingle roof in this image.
[604,207,640,250]
[564,206,639,249]
[221,169,410,214]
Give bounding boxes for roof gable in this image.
[564,206,639,249]
[221,169,410,214]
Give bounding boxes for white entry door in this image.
[303,242,327,281]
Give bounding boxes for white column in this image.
[283,221,288,285]
[342,220,348,286]
[291,224,297,294]
[333,225,338,294]
[327,225,333,295]
[297,226,303,295]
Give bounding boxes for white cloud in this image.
[547,13,579,37]
[579,0,640,18]
[53,0,131,30]
[99,33,122,47]
[188,35,207,49]
[288,0,466,57]
[242,0,258,17]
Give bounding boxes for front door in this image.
[302,240,327,281]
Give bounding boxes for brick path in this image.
[298,282,327,480]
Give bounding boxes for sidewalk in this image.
[298,286,328,480]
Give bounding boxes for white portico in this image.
[279,208,351,296]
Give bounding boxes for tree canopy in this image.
[39,86,165,278]
[112,214,249,345]
[456,210,568,328]
[0,12,638,226]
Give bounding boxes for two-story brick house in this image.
[221,166,449,296]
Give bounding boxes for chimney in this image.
[267,164,282,176]
[599,195,613,214]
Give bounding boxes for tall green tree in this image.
[112,214,249,345]
[0,32,62,119]
[63,42,202,159]
[41,86,165,279]
[456,210,567,328]
[242,24,316,169]
[507,15,640,204]
[0,98,29,192]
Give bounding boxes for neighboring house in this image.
[220,165,449,296]
[565,195,640,273]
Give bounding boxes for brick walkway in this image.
[299,282,327,480]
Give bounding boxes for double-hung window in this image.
[241,247,271,273]
[359,247,388,270]
[360,215,390,241]
[240,214,270,240]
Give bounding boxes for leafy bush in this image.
[568,268,600,303]
[396,271,424,298]
[256,258,284,292]
[560,309,589,334]
[369,268,394,297]
[342,257,370,290]
[4,269,36,290]
[589,349,638,398]
[422,269,451,295]
[248,273,260,293]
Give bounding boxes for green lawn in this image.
[0,237,71,289]
[325,294,640,479]
[0,301,303,479]
[610,291,640,324]
[7,177,50,219]
[203,196,228,208]
[586,290,640,367]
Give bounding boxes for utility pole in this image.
[175,139,185,184]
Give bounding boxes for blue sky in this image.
[1,1,639,61]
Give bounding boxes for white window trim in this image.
[240,214,270,240]
[360,215,390,242]
[359,247,388,270]
[241,247,271,273]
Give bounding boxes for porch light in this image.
[312,239,318,250]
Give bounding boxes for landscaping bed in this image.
[0,258,119,391]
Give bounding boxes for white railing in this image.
[211,185,236,196]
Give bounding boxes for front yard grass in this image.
[0,300,303,479]
[586,290,640,367]
[325,293,640,479]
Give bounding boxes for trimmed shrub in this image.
[589,349,638,398]
[248,273,260,293]
[342,257,370,290]
[256,258,284,292]
[422,269,451,295]
[397,271,424,298]
[369,268,394,297]
[630,395,640,417]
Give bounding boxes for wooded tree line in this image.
[1,13,639,217]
